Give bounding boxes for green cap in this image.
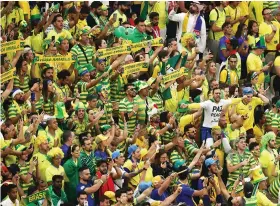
[101,5,108,11]
[138,81,149,91]
[15,144,27,152]
[79,26,91,35]
[177,100,190,113]
[75,102,86,111]
[100,124,111,133]
[78,67,89,76]
[55,102,69,119]
[276,100,280,109]
[173,159,186,170]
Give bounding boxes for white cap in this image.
[23,47,32,54]
[12,89,24,98]
[192,1,204,12]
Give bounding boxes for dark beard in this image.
[120,8,126,13]
[16,99,25,104]
[189,8,195,14]
[146,31,153,36]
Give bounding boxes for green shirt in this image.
[269,173,280,199]
[8,101,30,119]
[36,97,55,115]
[111,75,125,103]
[95,66,113,99]
[19,161,35,194]
[14,74,30,93]
[70,44,94,67]
[134,95,154,125]
[226,151,256,191]
[80,151,97,177]
[48,185,67,206]
[119,97,137,134]
[184,139,199,166]
[63,158,82,203]
[98,100,113,126]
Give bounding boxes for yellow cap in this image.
[152,175,162,185]
[104,191,116,202]
[140,148,148,160]
[95,134,109,144]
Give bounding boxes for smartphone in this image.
[84,200,89,206]
[12,18,16,23]
[107,157,112,163]
[119,18,123,24]
[51,36,55,42]
[113,13,117,21]
[31,92,35,102]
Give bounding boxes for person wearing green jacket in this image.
[63,144,82,204]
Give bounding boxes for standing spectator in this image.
[0,184,20,206]
[63,144,82,203]
[48,175,68,205]
[225,2,245,34]
[218,22,233,63]
[149,12,160,39]
[60,130,74,159]
[76,167,107,206]
[87,1,103,28]
[259,8,279,63]
[208,2,227,62]
[110,2,129,28]
[248,2,264,25]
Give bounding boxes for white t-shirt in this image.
[111,166,126,191]
[1,197,19,206]
[200,99,232,128]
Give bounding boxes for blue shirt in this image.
[219,36,229,62]
[76,180,95,206]
[176,184,195,206]
[94,150,108,161]
[151,188,169,201]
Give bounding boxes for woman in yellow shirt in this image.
[248,20,259,50]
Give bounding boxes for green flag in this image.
[140,2,149,20]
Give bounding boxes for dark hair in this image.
[235,23,246,39]
[77,191,87,198]
[100,195,110,202]
[80,5,90,14]
[15,57,25,75]
[78,166,89,173]
[228,54,237,60]
[41,66,54,79]
[52,14,63,24]
[222,22,231,30]
[7,184,17,193]
[254,109,264,124]
[248,20,259,37]
[158,50,169,61]
[262,8,270,15]
[212,88,221,94]
[229,85,238,97]
[124,83,134,91]
[96,159,107,167]
[177,166,189,180]
[80,137,90,146]
[65,144,79,160]
[272,96,280,107]
[153,149,166,165]
[91,1,102,9]
[52,175,63,182]
[57,70,71,80]
[134,17,145,25]
[42,79,54,103]
[184,124,195,134]
[68,6,77,14]
[149,12,159,20]
[249,142,259,151]
[95,39,106,49]
[0,54,7,65]
[116,189,127,199]
[62,130,72,144]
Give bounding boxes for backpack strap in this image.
[77,44,89,64]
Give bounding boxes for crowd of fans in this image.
[1,1,280,206]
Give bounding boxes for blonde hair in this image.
[35,136,48,146]
[47,147,64,158]
[181,33,195,47]
[211,126,221,135]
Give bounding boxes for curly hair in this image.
[47,147,64,159]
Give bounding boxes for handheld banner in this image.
[24,190,49,204]
[97,45,131,58]
[34,54,76,63]
[0,40,25,54]
[131,37,163,52]
[123,62,149,75]
[163,68,185,83]
[0,68,16,83]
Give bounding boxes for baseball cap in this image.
[95,134,109,144]
[205,158,217,168]
[140,148,148,160]
[138,181,152,193]
[112,150,121,160]
[243,182,254,198]
[104,191,116,202]
[101,5,108,11]
[242,87,253,95]
[100,124,111,133]
[128,144,138,158]
[173,159,186,170]
[12,89,24,98]
[152,175,163,185]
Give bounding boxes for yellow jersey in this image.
[209,7,226,40]
[225,5,241,34]
[247,52,264,84]
[259,21,279,51]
